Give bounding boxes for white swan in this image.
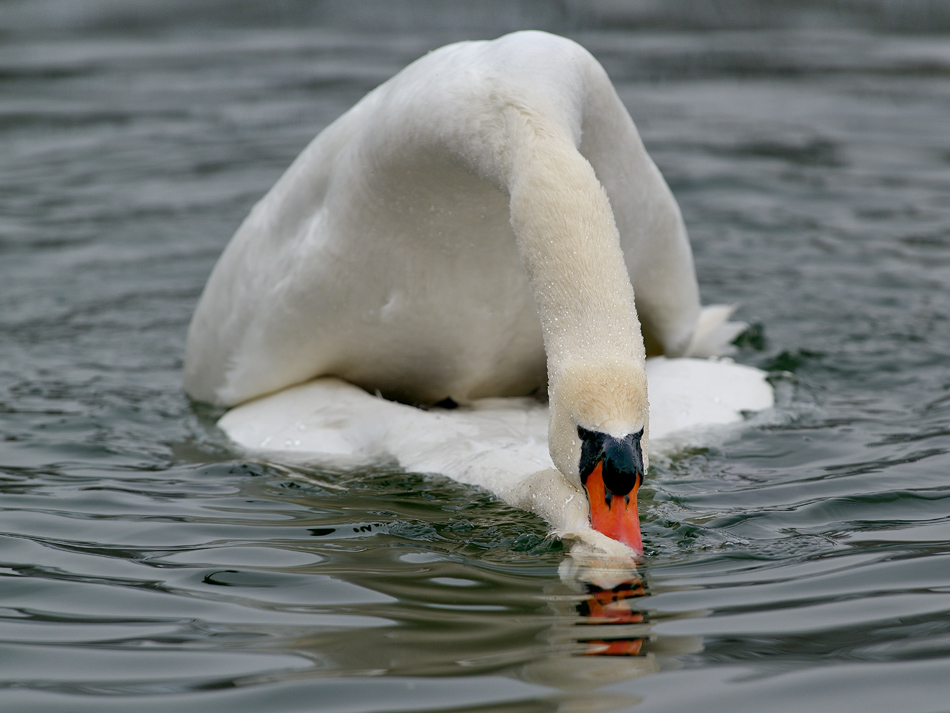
[185,31,772,556]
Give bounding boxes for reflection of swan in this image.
[184,31,772,555]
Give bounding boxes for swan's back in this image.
[184,31,702,407]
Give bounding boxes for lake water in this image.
[2,1,950,711]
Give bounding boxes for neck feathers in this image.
[503,109,650,474]
[505,111,645,374]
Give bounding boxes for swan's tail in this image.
[682,304,746,358]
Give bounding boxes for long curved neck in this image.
[503,113,650,477]
[506,115,646,380]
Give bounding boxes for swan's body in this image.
[185,31,772,554]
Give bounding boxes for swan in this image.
[184,30,772,556]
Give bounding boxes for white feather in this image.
[186,31,774,556]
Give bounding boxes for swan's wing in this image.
[218,378,598,539]
[217,378,557,494]
[645,356,774,443]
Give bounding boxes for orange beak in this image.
[583,460,643,554]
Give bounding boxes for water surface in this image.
[2,2,950,711]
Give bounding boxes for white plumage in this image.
[185,31,773,555]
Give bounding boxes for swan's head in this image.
[548,361,649,555]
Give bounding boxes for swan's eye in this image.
[577,426,644,497]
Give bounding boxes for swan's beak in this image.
[584,461,642,553]
[578,426,644,554]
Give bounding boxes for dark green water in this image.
[2,2,950,711]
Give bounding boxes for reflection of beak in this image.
[576,578,648,656]
[583,460,642,553]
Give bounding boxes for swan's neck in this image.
[507,118,645,372]
[505,113,649,469]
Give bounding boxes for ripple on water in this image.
[2,3,950,712]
